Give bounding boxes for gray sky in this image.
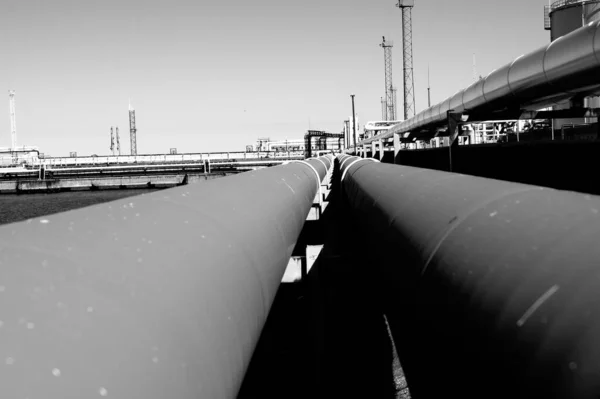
[0,0,550,156]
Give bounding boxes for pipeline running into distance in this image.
[338,155,600,398]
[0,155,331,399]
[362,19,600,144]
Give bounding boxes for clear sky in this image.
[0,0,551,156]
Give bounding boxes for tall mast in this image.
[8,90,17,149]
[397,0,416,119]
[380,36,396,121]
[129,99,137,156]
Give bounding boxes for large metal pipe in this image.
[0,157,329,399]
[338,156,600,398]
[362,20,600,144]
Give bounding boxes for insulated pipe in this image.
[337,154,353,167]
[361,20,600,144]
[0,157,329,399]
[339,157,600,398]
[339,156,378,180]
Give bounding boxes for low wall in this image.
[0,172,240,194]
[390,140,600,195]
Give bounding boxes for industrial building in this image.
[253,135,344,154]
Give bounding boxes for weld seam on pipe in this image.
[339,156,357,171]
[314,157,329,172]
[341,158,378,183]
[294,160,322,205]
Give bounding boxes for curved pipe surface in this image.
[362,20,600,144]
[340,158,600,398]
[0,157,329,398]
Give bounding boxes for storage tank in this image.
[545,0,600,127]
[545,0,600,41]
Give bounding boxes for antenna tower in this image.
[397,0,416,119]
[8,90,17,149]
[129,100,137,155]
[380,36,396,121]
[473,53,478,81]
[381,97,386,120]
[116,126,121,155]
[110,127,115,155]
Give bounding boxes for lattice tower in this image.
[110,127,115,155]
[380,37,396,121]
[129,100,137,156]
[397,1,416,119]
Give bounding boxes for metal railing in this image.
[550,0,591,11]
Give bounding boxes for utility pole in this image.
[116,126,121,155]
[380,36,396,121]
[129,99,137,155]
[8,90,17,150]
[427,64,431,108]
[110,127,115,155]
[351,94,357,150]
[397,0,416,119]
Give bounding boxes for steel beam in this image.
[338,157,600,398]
[0,157,330,399]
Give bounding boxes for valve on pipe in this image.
[338,156,600,399]
[0,156,330,399]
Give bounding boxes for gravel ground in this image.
[384,315,412,399]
